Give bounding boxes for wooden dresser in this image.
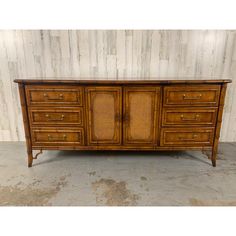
[14,78,231,167]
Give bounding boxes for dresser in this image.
[14,78,231,167]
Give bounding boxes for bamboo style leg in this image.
[28,150,33,167]
[211,146,217,167]
[18,84,34,167]
[211,83,227,167]
[28,150,43,167]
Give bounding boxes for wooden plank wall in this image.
[0,30,235,141]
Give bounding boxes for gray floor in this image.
[0,142,236,206]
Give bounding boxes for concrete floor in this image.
[0,142,236,206]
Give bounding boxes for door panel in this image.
[86,87,122,145]
[123,87,160,145]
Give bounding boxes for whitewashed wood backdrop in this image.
[0,30,235,141]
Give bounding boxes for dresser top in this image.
[14,78,232,84]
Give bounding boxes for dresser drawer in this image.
[162,108,217,126]
[25,85,83,106]
[31,128,84,146]
[163,85,220,106]
[160,128,214,146]
[28,108,83,126]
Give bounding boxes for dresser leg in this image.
[211,149,216,167]
[28,151,33,167]
[211,147,217,167]
[212,135,220,167]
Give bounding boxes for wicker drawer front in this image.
[160,128,214,146]
[29,108,83,126]
[163,85,220,106]
[26,85,83,106]
[31,128,84,146]
[162,108,217,126]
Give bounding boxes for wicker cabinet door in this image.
[86,87,122,145]
[123,87,160,145]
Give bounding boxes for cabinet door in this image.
[123,87,160,145]
[86,87,122,145]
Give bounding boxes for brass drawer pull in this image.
[183,94,202,100]
[178,134,198,141]
[43,93,64,100]
[47,134,67,141]
[45,114,65,121]
[180,114,199,121]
